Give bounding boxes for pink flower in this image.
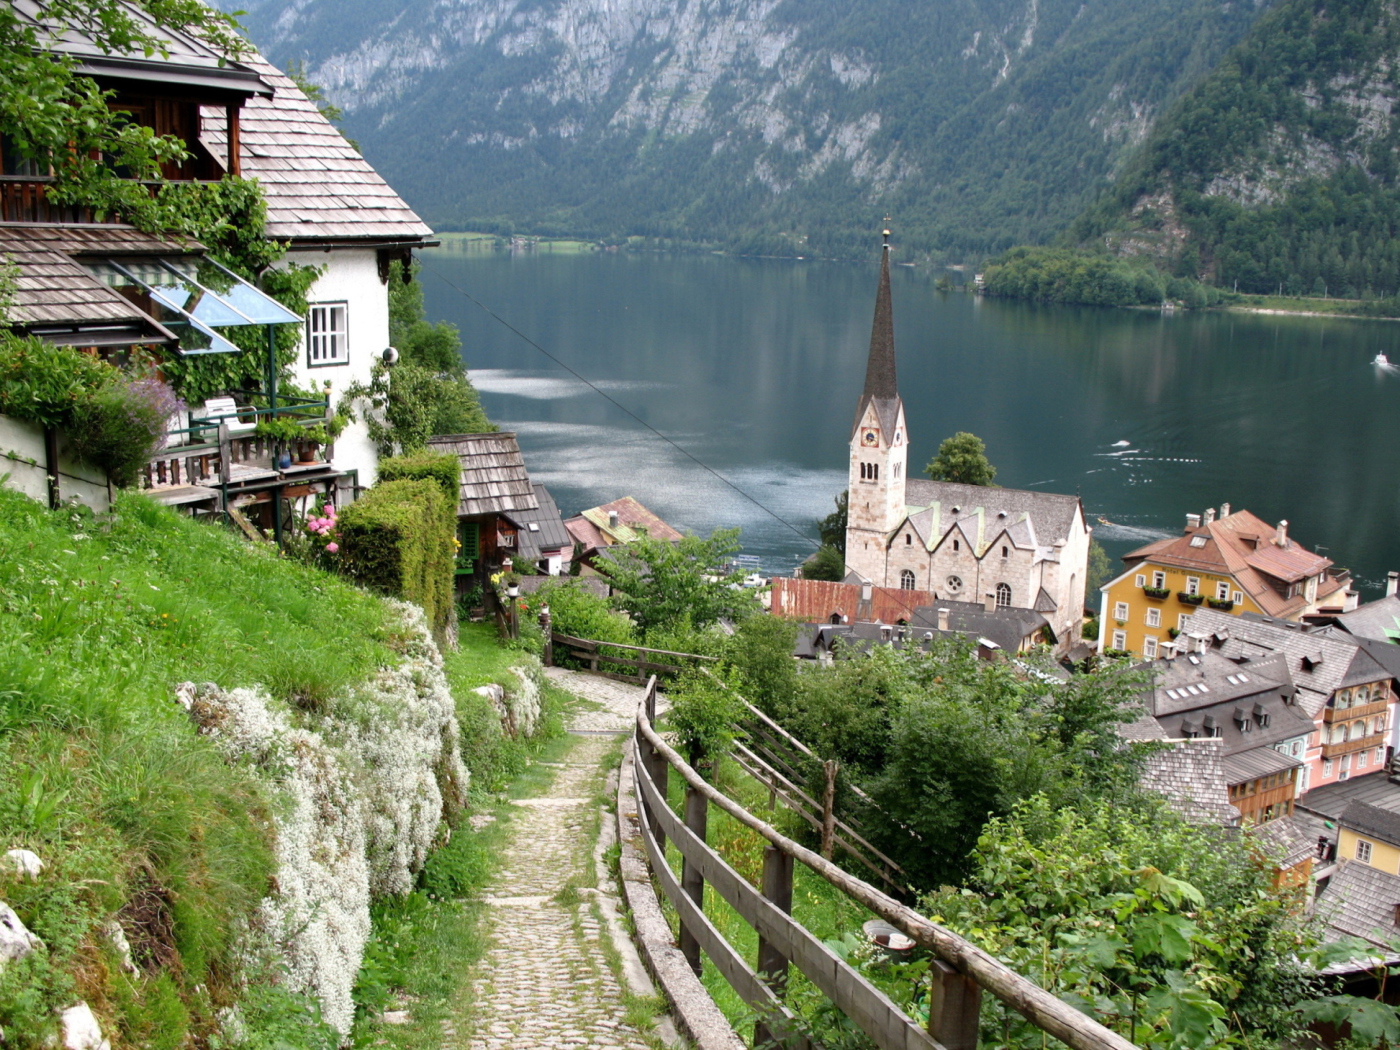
[323,504,334,516]
[325,542,339,554]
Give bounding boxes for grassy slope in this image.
[0,490,396,1046]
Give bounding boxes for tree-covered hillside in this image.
[1073,0,1400,298]
[229,0,1263,259]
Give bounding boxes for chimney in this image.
[937,607,950,632]
[1203,507,1216,525]
[984,592,996,613]
[1185,512,1202,531]
[861,582,873,602]
[1389,572,1399,598]
[1220,502,1231,518]
[1164,642,1178,661]
[608,510,619,529]
[1275,519,1289,548]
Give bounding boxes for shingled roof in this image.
[505,484,572,561]
[851,239,901,440]
[0,225,196,342]
[902,480,1083,552]
[426,433,538,518]
[1317,860,1400,950]
[1140,739,1237,825]
[200,52,434,244]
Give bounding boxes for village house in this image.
[1099,505,1356,658]
[563,496,683,574]
[1177,608,1397,795]
[426,433,570,585]
[0,7,433,521]
[842,235,1091,647]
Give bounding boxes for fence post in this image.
[540,606,553,666]
[754,843,795,1048]
[928,959,983,1050]
[643,680,667,848]
[821,759,838,860]
[678,783,708,977]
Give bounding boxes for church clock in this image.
[861,428,879,447]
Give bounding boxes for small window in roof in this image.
[1190,536,1207,548]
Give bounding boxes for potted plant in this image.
[254,417,306,469]
[1142,585,1171,599]
[1207,597,1234,610]
[1177,591,1205,606]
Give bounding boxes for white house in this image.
[200,53,436,488]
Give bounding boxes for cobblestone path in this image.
[450,673,666,1050]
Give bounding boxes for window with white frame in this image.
[1114,601,1129,621]
[1357,838,1374,864]
[996,582,1012,609]
[1323,758,1333,778]
[900,569,916,591]
[1232,590,1243,603]
[1111,630,1126,650]
[1178,613,1191,631]
[1216,581,1230,600]
[1186,576,1200,595]
[1152,570,1166,588]
[1135,574,1146,587]
[1360,750,1370,769]
[1143,637,1158,659]
[307,303,349,366]
[1146,607,1161,628]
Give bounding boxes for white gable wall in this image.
[280,247,386,488]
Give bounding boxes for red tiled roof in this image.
[770,577,933,625]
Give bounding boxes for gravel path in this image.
[448,673,666,1050]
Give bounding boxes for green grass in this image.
[431,232,597,254]
[0,489,400,1047]
[1226,294,1393,318]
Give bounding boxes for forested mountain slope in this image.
[1073,0,1400,297]
[228,0,1264,258]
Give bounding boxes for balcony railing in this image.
[1324,698,1390,724]
[0,175,218,225]
[1320,731,1386,760]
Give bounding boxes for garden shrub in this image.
[376,449,461,504]
[337,479,456,636]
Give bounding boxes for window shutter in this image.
[457,521,480,575]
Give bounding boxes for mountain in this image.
[1072,0,1400,297]
[226,0,1265,259]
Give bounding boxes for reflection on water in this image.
[420,249,1400,591]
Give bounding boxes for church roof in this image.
[851,237,902,439]
[902,480,1082,550]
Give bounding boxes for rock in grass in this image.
[103,920,138,976]
[0,902,41,966]
[60,1002,111,1050]
[5,848,43,879]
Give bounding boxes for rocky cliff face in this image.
[233,0,1263,256]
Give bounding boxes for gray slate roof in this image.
[902,480,1082,549]
[200,53,434,244]
[506,484,572,561]
[1223,746,1301,783]
[1335,595,1400,644]
[1317,859,1400,949]
[427,433,538,518]
[908,601,1053,652]
[1185,609,1392,717]
[1248,815,1317,870]
[1142,650,1314,755]
[1342,800,1400,847]
[0,225,194,337]
[1140,740,1237,825]
[851,245,900,439]
[1298,772,1400,823]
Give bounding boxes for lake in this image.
[419,244,1400,595]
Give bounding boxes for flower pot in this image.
[277,451,292,470]
[298,444,318,463]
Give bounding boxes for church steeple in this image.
[862,228,897,401]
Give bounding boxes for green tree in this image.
[801,544,845,581]
[597,528,757,634]
[925,796,1318,1048]
[924,432,997,486]
[388,261,467,374]
[817,490,847,553]
[344,361,494,457]
[1086,538,1113,597]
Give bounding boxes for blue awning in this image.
[88,257,302,356]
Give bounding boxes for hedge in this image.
[376,450,461,505]
[337,478,456,636]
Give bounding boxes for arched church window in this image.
[996,583,1012,609]
[905,534,912,545]
[900,570,916,590]
[953,539,959,552]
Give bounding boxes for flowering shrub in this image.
[173,603,470,1036]
[503,657,544,738]
[304,503,341,558]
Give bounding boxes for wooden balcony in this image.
[1324,698,1390,723]
[1321,731,1386,760]
[0,176,114,224]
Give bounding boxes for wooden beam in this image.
[225,105,241,176]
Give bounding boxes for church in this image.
[842,235,1092,647]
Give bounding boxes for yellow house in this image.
[1338,800,1400,875]
[1099,505,1355,658]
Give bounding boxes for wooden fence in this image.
[633,675,1138,1050]
[549,631,718,682]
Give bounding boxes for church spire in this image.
[862,228,897,400]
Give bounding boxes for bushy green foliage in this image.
[337,479,457,636]
[666,666,744,770]
[720,615,799,714]
[802,544,845,581]
[924,431,997,486]
[816,490,847,554]
[377,449,462,504]
[345,361,494,457]
[388,260,466,373]
[0,335,179,486]
[925,796,1317,1048]
[0,489,393,1045]
[597,528,757,634]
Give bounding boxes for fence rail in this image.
[632,675,1138,1050]
[549,631,718,683]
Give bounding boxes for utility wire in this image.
[420,259,939,630]
[419,259,822,550]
